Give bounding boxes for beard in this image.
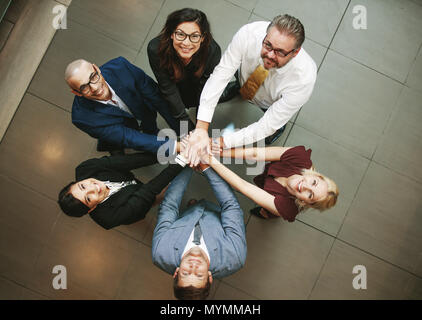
[261,53,291,69]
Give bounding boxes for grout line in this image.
[403,40,422,84]
[134,0,167,58]
[66,14,139,54]
[217,279,261,300]
[334,238,422,280]
[306,236,337,300]
[284,0,352,145]
[328,47,409,86]
[0,274,51,300]
[334,159,371,238]
[26,91,71,114]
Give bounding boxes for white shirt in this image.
[197,21,317,148]
[100,180,137,203]
[95,81,137,121]
[181,224,211,263]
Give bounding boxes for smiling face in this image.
[69,178,109,211]
[175,246,212,288]
[67,62,111,101]
[260,26,299,70]
[286,173,328,204]
[171,21,203,64]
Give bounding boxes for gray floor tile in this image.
[296,50,403,158]
[226,0,258,12]
[310,240,422,299]
[0,175,56,287]
[134,0,251,77]
[0,19,13,51]
[68,0,163,51]
[0,174,59,244]
[0,222,44,288]
[374,87,422,183]
[27,212,138,299]
[28,20,137,112]
[4,0,26,24]
[223,216,334,299]
[331,0,422,83]
[0,277,48,300]
[213,282,258,300]
[302,39,327,69]
[338,162,422,276]
[406,46,422,92]
[0,93,96,200]
[286,125,370,236]
[254,0,349,47]
[115,242,176,299]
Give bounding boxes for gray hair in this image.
[267,14,305,49]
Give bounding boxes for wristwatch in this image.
[175,154,188,167]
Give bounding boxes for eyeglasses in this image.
[77,66,101,95]
[173,30,202,43]
[262,38,296,58]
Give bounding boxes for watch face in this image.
[175,155,187,167]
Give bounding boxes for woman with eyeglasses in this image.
[148,8,229,134]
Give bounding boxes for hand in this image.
[186,128,210,167]
[179,133,191,157]
[211,136,225,155]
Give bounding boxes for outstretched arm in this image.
[212,140,291,162]
[207,156,280,216]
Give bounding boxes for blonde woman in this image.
[193,144,338,221]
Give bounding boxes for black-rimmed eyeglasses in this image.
[174,30,202,43]
[76,66,101,95]
[262,38,296,58]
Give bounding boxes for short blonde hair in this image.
[295,167,339,212]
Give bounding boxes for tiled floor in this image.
[0,0,421,300]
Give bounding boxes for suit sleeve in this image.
[203,168,247,265]
[121,57,180,133]
[100,164,185,229]
[152,168,193,252]
[72,98,174,154]
[76,152,158,177]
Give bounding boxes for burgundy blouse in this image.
[253,146,312,221]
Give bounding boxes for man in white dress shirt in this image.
[186,14,317,166]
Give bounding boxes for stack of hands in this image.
[178,128,224,171]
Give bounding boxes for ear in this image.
[292,47,301,57]
[208,271,213,284]
[173,267,179,279]
[71,89,83,97]
[93,63,101,74]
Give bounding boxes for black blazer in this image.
[147,37,221,130]
[74,153,183,230]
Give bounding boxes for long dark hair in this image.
[158,8,213,82]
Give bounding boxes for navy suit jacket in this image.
[71,57,177,154]
[152,168,247,279]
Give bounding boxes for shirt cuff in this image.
[196,106,214,123]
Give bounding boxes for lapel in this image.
[101,65,145,120]
[94,66,134,119]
